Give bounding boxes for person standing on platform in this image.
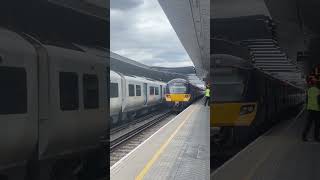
[204,84,210,106]
[302,78,320,142]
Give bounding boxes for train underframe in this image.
[1,145,107,180]
[166,101,190,113]
[110,103,167,128]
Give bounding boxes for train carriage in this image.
[110,71,166,127]
[0,27,108,179]
[211,54,305,149]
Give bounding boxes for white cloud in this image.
[152,61,194,67]
[110,0,144,10]
[110,0,193,67]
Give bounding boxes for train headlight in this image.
[183,94,191,101]
[165,94,172,101]
[240,104,255,115]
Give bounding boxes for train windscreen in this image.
[212,67,247,102]
[169,86,187,94]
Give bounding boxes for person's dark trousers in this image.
[302,110,320,141]
[204,97,210,106]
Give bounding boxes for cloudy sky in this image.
[110,0,194,67]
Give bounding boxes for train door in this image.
[121,76,126,110]
[143,83,148,105]
[160,85,163,102]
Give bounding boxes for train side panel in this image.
[122,76,146,113]
[110,74,167,125]
[110,71,122,124]
[0,29,38,170]
[39,46,107,160]
[146,82,162,106]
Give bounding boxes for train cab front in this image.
[165,78,191,112]
[210,56,258,148]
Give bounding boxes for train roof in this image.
[0,28,107,66]
[44,45,106,64]
[167,78,188,84]
[124,74,166,85]
[0,28,37,57]
[74,44,107,58]
[110,70,166,85]
[110,70,121,78]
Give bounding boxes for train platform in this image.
[211,108,320,180]
[110,100,210,180]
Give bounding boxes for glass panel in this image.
[129,84,135,96]
[60,72,79,110]
[0,67,27,114]
[150,87,154,95]
[110,83,119,98]
[83,74,99,109]
[169,86,187,94]
[136,85,141,96]
[212,67,247,102]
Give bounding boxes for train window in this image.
[150,87,154,95]
[59,72,79,110]
[110,83,119,98]
[155,87,159,95]
[136,85,141,96]
[0,67,27,114]
[83,74,99,109]
[129,84,135,96]
[212,67,246,101]
[169,86,187,94]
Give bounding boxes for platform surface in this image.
[111,100,210,180]
[211,109,320,180]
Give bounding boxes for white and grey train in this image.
[110,70,167,126]
[0,28,107,179]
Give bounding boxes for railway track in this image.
[110,110,172,151]
[110,111,174,166]
[110,109,166,135]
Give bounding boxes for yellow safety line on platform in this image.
[135,106,198,180]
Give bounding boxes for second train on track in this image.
[165,78,204,111]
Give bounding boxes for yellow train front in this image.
[165,78,202,111]
[211,55,305,154]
